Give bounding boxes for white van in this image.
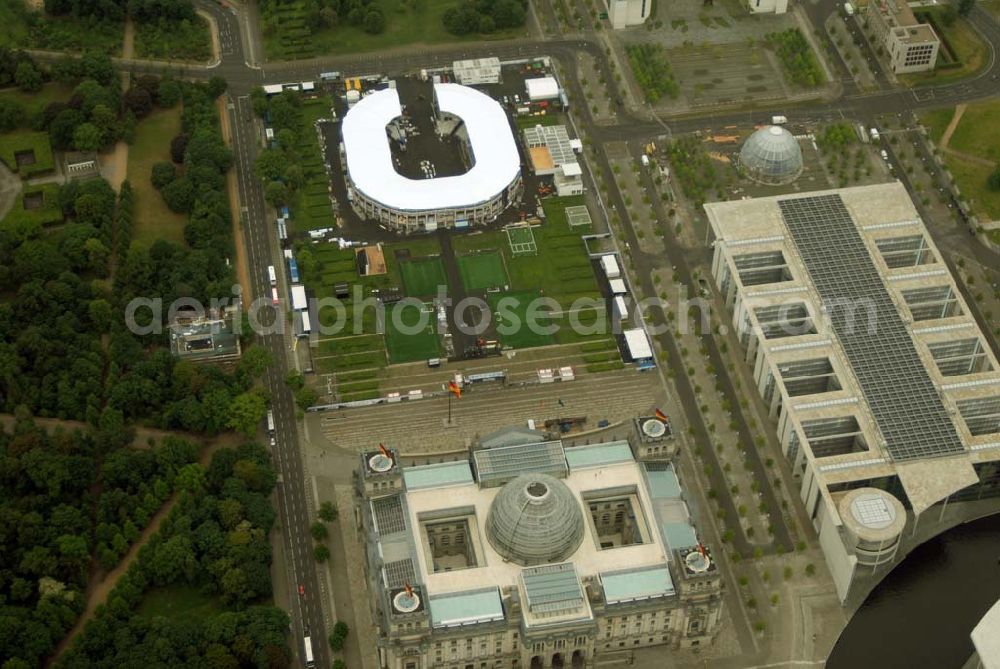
[267,265,277,286]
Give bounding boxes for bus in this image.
[266,410,275,435]
[267,265,277,286]
[303,636,315,668]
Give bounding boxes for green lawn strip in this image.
[399,257,448,298]
[0,131,54,177]
[943,156,1000,220]
[2,183,63,230]
[457,251,509,291]
[384,301,441,363]
[128,107,189,245]
[516,114,562,129]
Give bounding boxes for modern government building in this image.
[355,423,723,669]
[341,83,523,233]
[705,182,1000,604]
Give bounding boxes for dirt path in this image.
[939,103,966,150]
[218,96,253,308]
[101,19,135,193]
[48,433,239,664]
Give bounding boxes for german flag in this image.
[378,443,390,458]
[448,381,462,398]
[697,541,707,558]
[655,408,669,423]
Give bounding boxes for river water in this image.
[827,513,1000,669]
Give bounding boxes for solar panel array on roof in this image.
[372,495,407,534]
[383,558,416,589]
[474,441,567,487]
[777,194,965,461]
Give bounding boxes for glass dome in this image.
[485,473,585,566]
[739,125,803,185]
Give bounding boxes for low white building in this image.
[523,124,584,196]
[747,0,788,14]
[606,0,651,28]
[452,57,501,86]
[525,76,559,101]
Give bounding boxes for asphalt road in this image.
[227,92,330,668]
[160,2,1000,666]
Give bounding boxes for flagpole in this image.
[448,393,452,424]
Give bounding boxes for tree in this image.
[957,0,975,15]
[294,386,318,409]
[227,390,268,436]
[314,544,330,562]
[238,345,274,380]
[15,61,42,92]
[255,148,286,181]
[124,87,153,117]
[318,501,339,522]
[73,122,103,151]
[176,462,206,493]
[264,180,288,207]
[328,621,349,650]
[988,163,1000,191]
[310,521,328,541]
[0,98,26,131]
[170,133,189,163]
[320,6,338,27]
[285,370,305,390]
[207,76,228,98]
[158,78,182,107]
[151,162,177,190]
[161,176,196,213]
[363,7,386,33]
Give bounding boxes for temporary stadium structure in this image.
[342,83,522,233]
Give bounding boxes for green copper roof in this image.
[429,588,504,628]
[564,441,634,470]
[601,566,675,604]
[403,461,474,491]
[661,521,698,551]
[645,464,681,499]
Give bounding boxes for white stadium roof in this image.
[341,83,521,213]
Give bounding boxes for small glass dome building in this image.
[485,473,584,566]
[739,125,803,185]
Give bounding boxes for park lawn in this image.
[919,107,955,144]
[944,157,1000,221]
[0,83,75,121]
[488,290,555,348]
[457,251,508,291]
[135,15,212,62]
[128,107,189,245]
[137,585,224,622]
[399,257,447,298]
[384,301,441,363]
[946,99,1000,163]
[2,183,63,230]
[516,114,563,130]
[0,131,54,177]
[265,0,524,59]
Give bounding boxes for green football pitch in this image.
[384,301,442,363]
[399,257,447,298]
[488,290,555,349]
[457,252,508,291]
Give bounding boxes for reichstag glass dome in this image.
[739,125,803,185]
[486,473,584,566]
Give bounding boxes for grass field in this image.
[137,585,223,622]
[920,102,1000,221]
[516,114,562,130]
[263,0,524,60]
[0,83,74,122]
[947,100,1000,163]
[457,251,508,291]
[128,107,189,245]
[921,106,955,144]
[288,95,336,233]
[2,183,63,231]
[0,131,54,177]
[488,289,555,348]
[399,257,447,297]
[385,301,442,363]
